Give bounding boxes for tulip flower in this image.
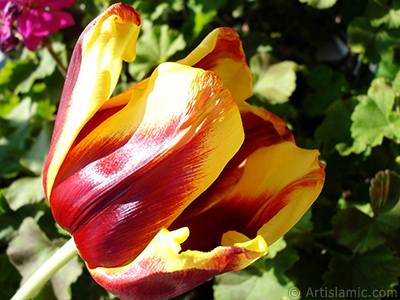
[43,3,325,300]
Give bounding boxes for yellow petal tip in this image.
[221,231,268,254]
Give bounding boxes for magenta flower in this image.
[0,1,22,52]
[0,0,75,51]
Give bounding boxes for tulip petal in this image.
[98,77,150,110]
[50,63,244,268]
[178,27,253,104]
[101,27,253,111]
[239,143,325,246]
[43,3,142,198]
[88,227,267,300]
[170,104,325,251]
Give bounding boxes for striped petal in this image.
[50,62,244,268]
[43,3,142,198]
[101,27,253,110]
[178,27,253,104]
[42,4,325,299]
[88,227,267,300]
[169,103,325,251]
[254,144,325,245]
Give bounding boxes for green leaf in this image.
[332,207,391,253]
[185,0,227,38]
[350,78,400,149]
[36,99,56,120]
[18,48,57,93]
[366,0,400,29]
[370,170,400,215]
[188,0,227,12]
[251,54,297,105]
[133,0,184,21]
[191,10,216,38]
[293,209,313,231]
[0,252,21,299]
[0,47,57,94]
[0,98,38,177]
[267,237,287,259]
[348,17,400,63]
[0,192,46,242]
[375,57,400,80]
[20,122,52,175]
[6,218,82,300]
[299,0,337,9]
[374,183,400,230]
[0,59,36,93]
[214,247,298,300]
[43,69,65,106]
[5,177,45,211]
[303,65,349,116]
[394,69,400,96]
[388,6,400,28]
[0,90,20,118]
[128,22,186,80]
[4,97,37,126]
[315,99,357,154]
[323,247,400,300]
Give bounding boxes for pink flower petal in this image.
[0,0,8,10]
[9,0,25,8]
[16,8,74,50]
[23,34,43,51]
[40,10,75,32]
[16,10,35,41]
[36,0,76,10]
[24,9,74,35]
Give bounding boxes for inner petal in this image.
[170,141,324,252]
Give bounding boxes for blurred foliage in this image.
[1,0,400,299]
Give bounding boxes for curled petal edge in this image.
[88,227,268,300]
[178,27,253,105]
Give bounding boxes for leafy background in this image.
[1,0,400,299]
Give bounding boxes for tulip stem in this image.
[10,238,78,300]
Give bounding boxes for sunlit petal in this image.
[100,27,253,111]
[89,227,267,300]
[178,27,253,104]
[50,63,244,267]
[43,3,142,198]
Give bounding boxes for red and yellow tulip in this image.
[43,3,325,300]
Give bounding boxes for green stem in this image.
[11,238,78,300]
[43,36,67,77]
